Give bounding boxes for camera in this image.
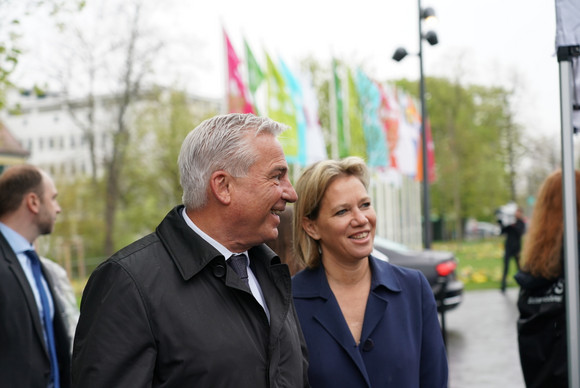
[495,202,518,226]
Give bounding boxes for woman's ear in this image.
[209,170,231,205]
[302,216,320,240]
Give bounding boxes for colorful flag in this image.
[224,30,255,114]
[355,69,388,168]
[378,83,400,170]
[346,68,366,159]
[298,70,328,164]
[244,39,264,97]
[332,59,347,158]
[265,52,299,162]
[279,59,307,166]
[395,91,420,177]
[416,117,436,183]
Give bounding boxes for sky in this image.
[13,0,561,140]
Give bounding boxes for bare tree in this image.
[57,0,164,255]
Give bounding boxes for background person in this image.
[498,206,526,293]
[515,169,580,388]
[0,164,71,388]
[291,156,448,388]
[72,113,310,388]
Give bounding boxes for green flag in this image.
[347,67,366,158]
[265,52,299,162]
[332,59,348,158]
[244,39,264,96]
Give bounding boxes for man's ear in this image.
[209,170,232,205]
[302,217,320,240]
[25,192,41,215]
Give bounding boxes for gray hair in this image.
[178,113,289,209]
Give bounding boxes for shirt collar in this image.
[0,222,34,255]
[180,208,248,261]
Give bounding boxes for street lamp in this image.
[392,1,438,250]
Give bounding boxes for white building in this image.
[1,89,221,178]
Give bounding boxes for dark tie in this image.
[228,254,249,288]
[24,250,60,388]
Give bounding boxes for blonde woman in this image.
[292,157,448,388]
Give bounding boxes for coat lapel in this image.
[304,265,372,386]
[0,234,48,356]
[249,245,290,338]
[360,256,400,340]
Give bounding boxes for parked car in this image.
[372,236,464,313]
[464,218,501,239]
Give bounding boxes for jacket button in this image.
[213,264,226,278]
[362,338,374,352]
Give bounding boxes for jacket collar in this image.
[156,205,280,281]
[292,254,402,299]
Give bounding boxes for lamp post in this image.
[393,1,438,250]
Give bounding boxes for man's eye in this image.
[361,202,371,208]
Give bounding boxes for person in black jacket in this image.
[499,206,526,293]
[72,114,310,388]
[515,169,580,388]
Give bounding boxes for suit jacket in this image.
[292,256,448,388]
[0,232,72,388]
[72,205,309,388]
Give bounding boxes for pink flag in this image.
[224,30,255,114]
[416,118,436,183]
[378,84,400,170]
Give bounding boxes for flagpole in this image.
[418,0,431,249]
[221,26,229,115]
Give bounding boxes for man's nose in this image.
[282,177,298,203]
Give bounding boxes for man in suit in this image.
[0,164,71,388]
[72,114,310,388]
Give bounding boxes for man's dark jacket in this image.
[500,218,526,256]
[0,231,72,388]
[72,205,310,388]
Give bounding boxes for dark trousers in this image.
[501,251,520,292]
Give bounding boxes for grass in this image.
[434,236,520,291]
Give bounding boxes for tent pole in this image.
[558,45,580,388]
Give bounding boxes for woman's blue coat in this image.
[292,255,448,388]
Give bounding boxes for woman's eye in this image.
[335,209,347,216]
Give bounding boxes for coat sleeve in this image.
[291,301,311,388]
[418,272,449,388]
[72,261,156,388]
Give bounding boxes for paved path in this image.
[444,288,526,388]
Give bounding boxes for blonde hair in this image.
[292,157,370,268]
[521,169,580,279]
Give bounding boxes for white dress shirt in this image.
[181,209,270,322]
